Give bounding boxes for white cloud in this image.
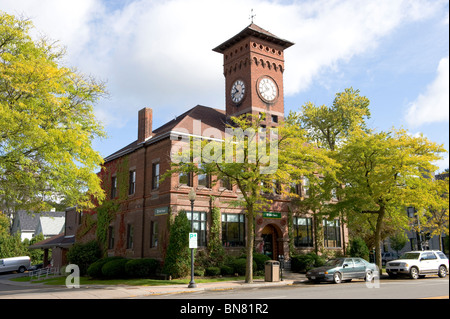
[1,0,446,129]
[405,57,449,127]
[434,154,449,173]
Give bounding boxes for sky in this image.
[2,0,449,173]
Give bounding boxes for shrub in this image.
[101,258,128,278]
[230,258,257,276]
[349,237,370,261]
[87,256,124,278]
[125,258,159,278]
[194,268,205,276]
[205,266,221,276]
[253,253,271,271]
[291,253,325,273]
[220,265,234,276]
[162,211,191,278]
[87,260,105,278]
[66,241,102,275]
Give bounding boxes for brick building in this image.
[74,24,348,263]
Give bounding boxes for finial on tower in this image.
[249,9,256,24]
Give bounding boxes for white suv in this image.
[386,250,449,279]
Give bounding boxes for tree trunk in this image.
[374,206,385,275]
[245,204,254,283]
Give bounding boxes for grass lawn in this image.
[12,274,263,286]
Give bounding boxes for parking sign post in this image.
[188,189,197,288]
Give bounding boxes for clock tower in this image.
[213,24,294,125]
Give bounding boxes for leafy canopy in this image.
[0,12,106,212]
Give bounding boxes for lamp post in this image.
[188,188,197,288]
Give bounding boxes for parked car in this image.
[306,257,378,284]
[0,256,31,274]
[382,252,399,265]
[386,250,449,279]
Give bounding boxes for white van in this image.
[0,256,31,273]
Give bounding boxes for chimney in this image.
[138,107,152,143]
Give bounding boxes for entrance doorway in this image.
[262,224,280,260]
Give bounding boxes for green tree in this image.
[0,12,106,213]
[163,210,191,278]
[165,115,278,283]
[165,113,331,283]
[389,232,408,256]
[295,88,371,254]
[299,87,370,151]
[349,237,370,260]
[420,177,449,251]
[331,129,446,272]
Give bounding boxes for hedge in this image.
[231,258,257,276]
[87,256,124,278]
[291,253,325,272]
[101,258,128,278]
[125,258,159,278]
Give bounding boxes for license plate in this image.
[311,276,315,279]
[392,272,397,274]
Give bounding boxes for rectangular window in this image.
[302,177,310,196]
[271,114,278,123]
[150,221,158,248]
[179,172,192,186]
[108,226,115,250]
[323,219,341,248]
[127,224,134,249]
[221,177,232,190]
[293,217,313,247]
[152,163,160,189]
[197,164,210,188]
[221,213,245,247]
[111,176,117,199]
[187,211,207,247]
[129,170,136,195]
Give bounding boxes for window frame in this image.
[221,213,245,247]
[129,170,136,195]
[293,216,313,247]
[152,163,160,190]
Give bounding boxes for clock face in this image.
[258,77,277,102]
[231,80,245,104]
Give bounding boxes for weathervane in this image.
[249,9,256,24]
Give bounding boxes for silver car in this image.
[306,257,378,284]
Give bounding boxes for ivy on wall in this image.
[96,200,119,253]
[207,205,225,266]
[77,155,130,255]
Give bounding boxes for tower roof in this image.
[212,23,294,53]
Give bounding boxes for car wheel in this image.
[365,270,373,282]
[438,265,447,278]
[409,267,419,279]
[18,266,26,273]
[333,272,342,284]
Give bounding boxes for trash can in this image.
[264,260,280,282]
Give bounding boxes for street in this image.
[139,277,449,299]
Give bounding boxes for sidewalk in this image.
[0,270,307,299]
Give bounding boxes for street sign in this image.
[189,232,197,249]
[263,211,281,219]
